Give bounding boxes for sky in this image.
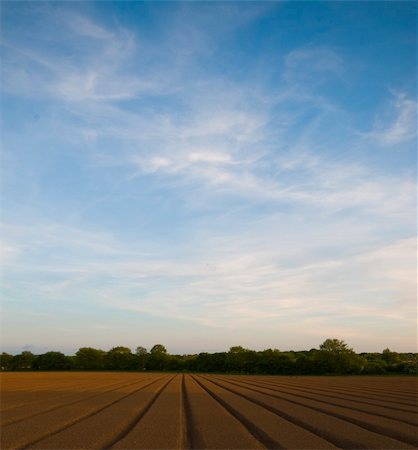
[0,1,416,355]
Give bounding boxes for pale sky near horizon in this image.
[1,1,416,355]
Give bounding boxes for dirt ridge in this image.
[209,375,418,446]
[105,375,176,449]
[192,375,279,449]
[213,375,417,425]
[1,373,416,450]
[17,375,168,449]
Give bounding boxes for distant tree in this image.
[166,354,186,371]
[105,347,136,370]
[382,348,401,365]
[273,352,296,374]
[12,351,36,370]
[135,346,147,356]
[397,359,418,375]
[147,344,168,371]
[229,346,247,353]
[135,346,148,370]
[363,360,387,374]
[150,344,167,354]
[1,341,413,375]
[75,347,106,370]
[316,339,365,374]
[35,352,72,370]
[257,349,281,374]
[294,354,315,374]
[320,338,352,353]
[226,346,259,373]
[186,352,226,372]
[0,352,13,370]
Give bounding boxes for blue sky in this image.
[1,2,416,354]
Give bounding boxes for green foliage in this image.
[150,344,167,354]
[229,346,248,353]
[320,338,352,353]
[2,339,415,375]
[382,348,401,364]
[75,347,106,370]
[316,339,365,374]
[34,352,72,371]
[294,354,315,374]
[105,347,136,370]
[362,360,387,374]
[6,351,37,370]
[147,344,169,370]
[135,346,148,370]
[0,352,14,370]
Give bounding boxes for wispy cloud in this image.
[365,92,417,145]
[2,11,161,103]
[1,4,416,352]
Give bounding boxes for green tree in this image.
[75,347,106,370]
[148,344,168,370]
[229,346,247,353]
[320,338,352,353]
[150,344,167,354]
[105,347,136,370]
[257,349,281,374]
[0,352,14,370]
[226,346,258,373]
[295,354,315,374]
[35,352,72,370]
[316,339,364,374]
[382,348,401,365]
[136,346,147,355]
[13,351,36,370]
[135,346,148,370]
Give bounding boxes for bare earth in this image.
[1,373,416,449]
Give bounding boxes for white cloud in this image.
[366,92,417,145]
[6,13,413,220]
[2,214,415,337]
[1,8,416,352]
[1,11,160,104]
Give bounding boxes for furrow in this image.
[1,373,147,412]
[194,375,338,450]
[203,375,415,449]
[23,375,171,450]
[183,374,264,449]
[106,375,176,449]
[256,377,417,404]
[246,377,417,408]
[181,374,194,450]
[110,374,184,449]
[2,375,167,450]
[212,376,418,447]
[214,375,417,426]
[1,380,105,411]
[192,375,281,450]
[252,375,415,395]
[1,373,127,393]
[2,376,152,426]
[235,376,417,415]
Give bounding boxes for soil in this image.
[1,373,416,449]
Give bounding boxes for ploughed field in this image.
[1,373,417,449]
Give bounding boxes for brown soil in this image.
[1,373,416,449]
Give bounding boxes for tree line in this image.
[1,339,416,375]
